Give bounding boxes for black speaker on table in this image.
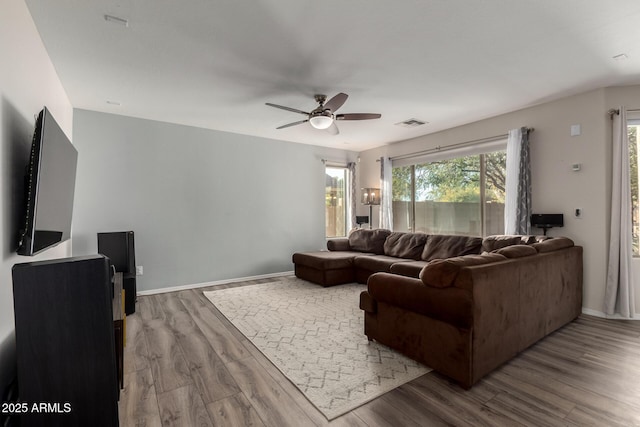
[98,231,137,314]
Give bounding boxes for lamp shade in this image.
[361,188,381,205]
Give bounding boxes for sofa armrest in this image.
[327,238,351,251]
[367,272,473,328]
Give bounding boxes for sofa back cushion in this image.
[327,239,351,251]
[532,237,574,253]
[421,235,482,261]
[481,235,523,252]
[493,244,538,258]
[420,253,507,288]
[384,232,429,260]
[482,234,550,252]
[348,229,391,254]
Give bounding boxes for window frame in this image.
[325,166,350,238]
[392,148,507,237]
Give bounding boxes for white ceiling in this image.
[25,0,640,152]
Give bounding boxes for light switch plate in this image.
[571,124,581,136]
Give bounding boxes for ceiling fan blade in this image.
[335,113,382,121]
[265,103,309,116]
[323,93,348,112]
[326,121,339,135]
[276,119,308,129]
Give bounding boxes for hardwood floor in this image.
[119,278,640,426]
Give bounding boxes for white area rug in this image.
[204,277,431,420]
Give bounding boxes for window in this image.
[392,151,506,236]
[629,117,639,255]
[325,167,348,238]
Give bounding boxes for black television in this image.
[17,107,78,256]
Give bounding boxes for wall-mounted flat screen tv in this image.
[17,107,78,256]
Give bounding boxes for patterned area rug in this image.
[203,277,431,420]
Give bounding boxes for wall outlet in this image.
[136,265,143,276]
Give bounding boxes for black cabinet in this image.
[98,231,136,315]
[12,255,119,427]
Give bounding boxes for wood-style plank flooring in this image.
[119,278,640,426]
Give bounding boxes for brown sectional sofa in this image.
[292,229,583,389]
[292,229,486,286]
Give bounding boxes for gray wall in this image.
[72,110,356,292]
[1,0,74,399]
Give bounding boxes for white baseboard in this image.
[136,271,295,296]
[582,307,638,320]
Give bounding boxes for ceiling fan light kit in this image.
[266,92,381,135]
[309,113,333,129]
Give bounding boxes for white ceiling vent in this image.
[104,14,129,27]
[395,118,427,128]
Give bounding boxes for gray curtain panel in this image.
[379,157,393,230]
[604,106,635,318]
[505,127,532,235]
[348,162,357,231]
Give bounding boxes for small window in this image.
[325,167,348,238]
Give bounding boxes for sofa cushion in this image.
[482,234,550,252]
[481,235,523,252]
[419,253,507,288]
[493,244,538,258]
[348,229,391,255]
[327,238,350,251]
[353,254,411,273]
[389,260,429,278]
[532,237,574,253]
[292,251,362,270]
[421,235,482,261]
[367,273,473,329]
[384,232,429,260]
[521,235,551,244]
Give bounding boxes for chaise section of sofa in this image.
[292,229,391,286]
[359,236,583,389]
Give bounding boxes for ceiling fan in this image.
[265,93,381,135]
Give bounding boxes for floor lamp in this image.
[361,188,381,229]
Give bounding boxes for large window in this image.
[325,167,348,238]
[392,151,506,236]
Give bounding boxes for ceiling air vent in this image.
[395,118,428,128]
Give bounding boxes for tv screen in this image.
[17,107,78,256]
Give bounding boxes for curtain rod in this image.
[389,127,534,162]
[321,158,351,167]
[608,108,640,116]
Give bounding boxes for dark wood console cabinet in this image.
[12,255,120,427]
